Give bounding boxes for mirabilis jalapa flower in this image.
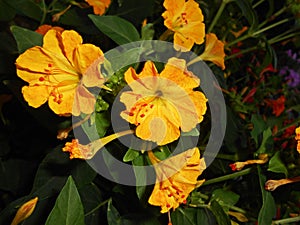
[148,148,206,213]
[120,57,207,145]
[85,0,111,15]
[162,0,205,51]
[15,29,105,116]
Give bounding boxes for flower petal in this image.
[61,30,83,66]
[160,58,199,90]
[73,85,96,116]
[199,33,226,70]
[73,44,104,78]
[22,85,50,108]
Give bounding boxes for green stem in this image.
[207,0,228,33]
[40,0,47,25]
[272,216,300,225]
[225,46,258,60]
[253,0,266,9]
[253,18,292,36]
[202,168,252,186]
[204,152,239,161]
[269,31,300,45]
[276,117,300,135]
[84,198,111,216]
[258,6,288,29]
[226,17,292,47]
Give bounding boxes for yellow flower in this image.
[10,197,38,225]
[63,130,134,159]
[199,33,226,70]
[16,29,105,116]
[148,148,206,213]
[85,0,111,15]
[295,126,300,153]
[120,58,207,145]
[162,0,205,51]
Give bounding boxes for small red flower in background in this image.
[265,95,286,117]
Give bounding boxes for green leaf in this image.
[233,0,258,33]
[250,114,267,146]
[256,127,273,154]
[10,25,43,53]
[267,152,288,177]
[0,0,15,21]
[141,23,155,40]
[5,0,43,21]
[171,207,216,225]
[211,189,240,212]
[45,176,85,225]
[89,15,140,45]
[123,148,140,162]
[209,200,231,225]
[107,199,121,225]
[257,166,276,225]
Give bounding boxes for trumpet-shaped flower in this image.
[198,33,226,70]
[120,58,207,145]
[162,0,205,51]
[16,29,105,116]
[148,148,206,213]
[85,0,111,15]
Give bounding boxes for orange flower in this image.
[120,58,207,145]
[265,95,286,117]
[148,148,206,213]
[295,126,300,153]
[63,130,134,159]
[16,29,105,116]
[85,0,111,15]
[162,0,205,51]
[10,197,38,225]
[198,33,226,70]
[35,24,64,35]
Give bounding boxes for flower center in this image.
[173,12,188,29]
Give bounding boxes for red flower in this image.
[265,95,286,117]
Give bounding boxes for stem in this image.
[84,198,110,216]
[40,0,47,25]
[202,168,252,186]
[225,46,258,60]
[269,32,300,45]
[253,18,292,36]
[276,117,300,134]
[207,0,227,33]
[258,6,288,29]
[272,216,300,225]
[252,0,265,9]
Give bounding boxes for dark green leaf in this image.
[10,25,43,53]
[268,152,288,177]
[171,207,216,225]
[45,176,85,225]
[0,0,15,21]
[107,199,121,225]
[233,0,259,33]
[209,200,231,225]
[89,15,140,45]
[211,189,240,212]
[256,128,273,154]
[257,166,276,225]
[250,114,267,146]
[5,0,43,21]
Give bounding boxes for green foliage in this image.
[89,15,140,45]
[45,176,85,225]
[10,26,43,53]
